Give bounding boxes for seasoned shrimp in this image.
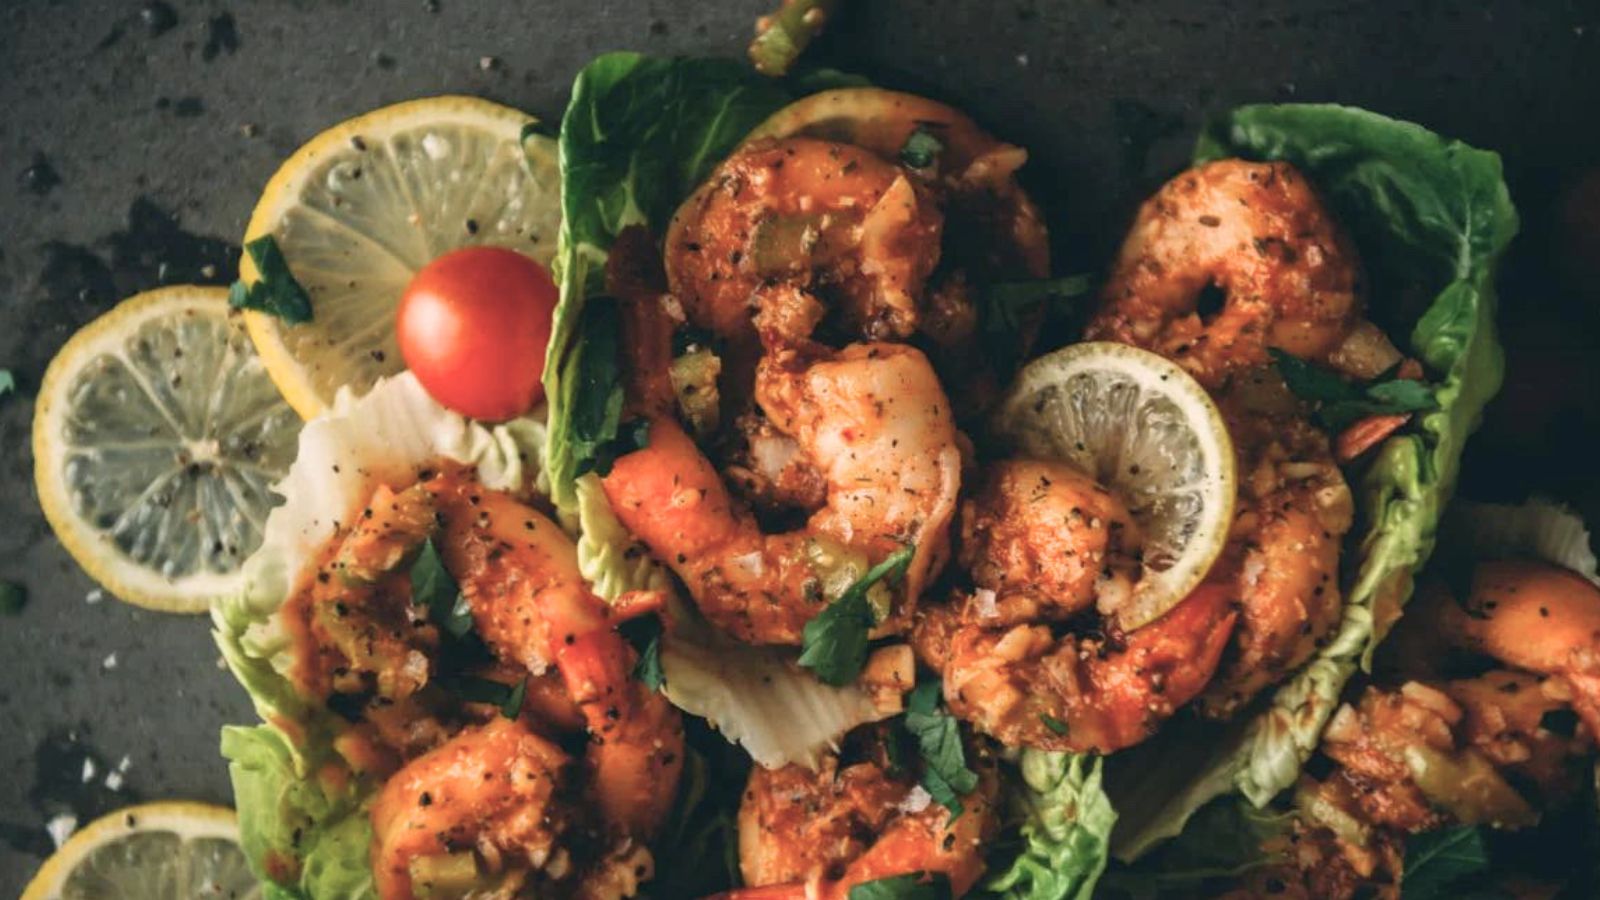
[1087,159,1369,389]
[601,342,961,644]
[955,459,1143,625]
[1197,407,1354,716]
[728,736,999,899]
[937,580,1237,753]
[429,473,686,842]
[1442,559,1600,737]
[666,137,944,350]
[915,459,1235,752]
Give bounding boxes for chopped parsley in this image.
[982,274,1095,379]
[1401,825,1491,900]
[899,127,944,169]
[443,675,527,719]
[574,416,652,478]
[1269,348,1436,431]
[798,545,914,686]
[621,614,667,691]
[228,235,313,323]
[1040,713,1071,736]
[0,580,26,615]
[849,871,953,900]
[410,538,473,638]
[0,369,15,399]
[903,680,979,816]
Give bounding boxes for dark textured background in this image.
[3,0,1599,893]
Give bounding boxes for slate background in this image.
[2,0,1599,893]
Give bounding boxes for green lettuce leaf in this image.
[544,55,898,769]
[978,753,1116,900]
[1107,104,1514,860]
[1098,798,1294,899]
[543,53,790,522]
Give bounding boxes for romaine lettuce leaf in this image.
[1107,104,1514,860]
[544,54,896,768]
[978,752,1116,900]
[212,372,547,897]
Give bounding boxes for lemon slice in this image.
[22,802,259,900]
[241,95,562,418]
[992,342,1235,630]
[33,287,301,613]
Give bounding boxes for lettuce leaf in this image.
[212,373,547,897]
[544,54,895,768]
[1107,104,1514,860]
[978,752,1116,900]
[1441,498,1599,583]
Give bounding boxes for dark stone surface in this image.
[1,0,1597,892]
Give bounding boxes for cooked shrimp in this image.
[1442,559,1600,737]
[666,137,944,351]
[1197,408,1354,716]
[1087,159,1368,389]
[730,739,999,899]
[955,459,1143,625]
[428,473,686,842]
[601,342,961,644]
[369,717,580,900]
[936,580,1237,752]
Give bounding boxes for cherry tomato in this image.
[396,247,557,422]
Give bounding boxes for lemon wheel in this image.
[240,95,562,418]
[33,286,301,612]
[21,802,258,900]
[993,342,1236,630]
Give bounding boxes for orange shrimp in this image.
[601,342,961,645]
[666,137,945,351]
[428,474,685,841]
[723,740,999,899]
[1087,159,1371,389]
[938,580,1238,753]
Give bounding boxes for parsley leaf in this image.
[634,634,665,690]
[441,675,526,719]
[228,235,313,323]
[904,680,979,816]
[574,416,652,478]
[899,127,944,169]
[849,871,953,900]
[1040,714,1070,736]
[0,369,15,399]
[1269,348,1437,431]
[798,545,914,686]
[0,580,26,615]
[982,274,1095,379]
[411,538,473,638]
[1401,825,1491,900]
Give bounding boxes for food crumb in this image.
[102,652,118,670]
[46,814,77,849]
[81,758,97,783]
[478,56,499,71]
[85,589,104,605]
[1015,52,1030,66]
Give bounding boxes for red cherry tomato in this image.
[396,247,557,421]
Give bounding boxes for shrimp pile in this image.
[1240,560,1600,899]
[723,727,999,900]
[284,470,684,900]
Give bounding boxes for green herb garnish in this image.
[1401,825,1491,900]
[904,680,979,816]
[849,871,953,900]
[411,539,473,638]
[798,545,914,686]
[1040,714,1071,736]
[982,274,1095,378]
[575,416,652,478]
[0,581,26,615]
[1269,348,1437,431]
[228,235,313,323]
[899,127,945,169]
[444,675,526,719]
[0,369,15,399]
